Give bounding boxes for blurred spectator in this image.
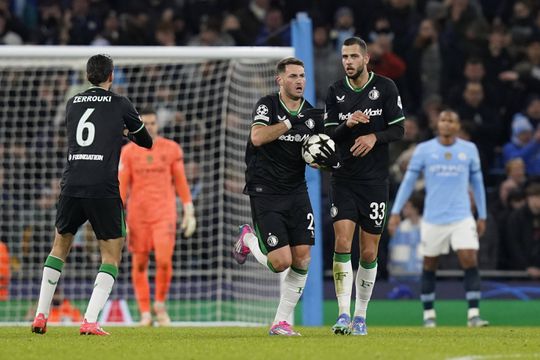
[389,116,421,166]
[406,18,442,113]
[254,7,290,46]
[68,0,99,45]
[504,115,540,177]
[0,239,9,300]
[222,13,249,46]
[154,21,176,46]
[235,0,269,45]
[313,24,341,107]
[499,158,527,207]
[455,81,502,173]
[382,0,421,58]
[330,6,355,53]
[91,10,120,46]
[188,15,234,46]
[501,182,540,278]
[0,10,22,44]
[508,0,536,47]
[118,11,151,45]
[506,37,540,95]
[387,191,424,281]
[447,58,500,107]
[367,31,407,81]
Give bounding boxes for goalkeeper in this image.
[119,108,196,326]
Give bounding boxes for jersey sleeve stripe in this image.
[130,123,145,134]
[251,122,268,127]
[324,122,339,127]
[388,116,405,125]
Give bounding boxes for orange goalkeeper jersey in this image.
[119,137,192,224]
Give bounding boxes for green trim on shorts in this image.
[44,255,64,272]
[360,258,378,269]
[333,252,351,263]
[121,207,126,237]
[99,263,118,280]
[291,266,308,275]
[254,223,268,255]
[267,261,278,273]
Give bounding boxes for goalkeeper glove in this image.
[181,202,196,238]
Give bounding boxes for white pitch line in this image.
[447,353,540,360]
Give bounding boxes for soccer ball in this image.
[301,133,338,167]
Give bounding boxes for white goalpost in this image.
[0,45,293,326]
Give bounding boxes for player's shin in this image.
[36,255,64,317]
[333,252,353,316]
[84,264,117,322]
[464,267,481,318]
[273,266,308,324]
[132,254,151,314]
[421,270,437,321]
[353,259,377,318]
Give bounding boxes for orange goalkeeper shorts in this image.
[127,220,176,254]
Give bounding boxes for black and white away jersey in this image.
[61,86,145,198]
[325,72,405,183]
[245,93,323,195]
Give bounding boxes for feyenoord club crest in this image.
[305,118,315,129]
[267,234,278,247]
[330,205,338,218]
[368,89,380,100]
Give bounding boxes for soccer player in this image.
[232,57,327,336]
[31,54,152,335]
[324,37,405,335]
[388,110,489,327]
[119,108,196,327]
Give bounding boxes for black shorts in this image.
[250,192,315,254]
[55,195,126,240]
[330,181,389,235]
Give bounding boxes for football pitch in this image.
[2,327,540,360]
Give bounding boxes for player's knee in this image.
[155,259,172,271]
[293,256,311,270]
[334,235,352,252]
[269,258,291,273]
[360,248,377,263]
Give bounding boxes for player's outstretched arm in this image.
[127,126,152,149]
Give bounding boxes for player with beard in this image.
[324,37,405,335]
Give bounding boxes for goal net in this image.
[0,46,293,325]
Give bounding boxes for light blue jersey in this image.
[391,138,486,224]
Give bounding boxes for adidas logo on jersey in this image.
[278,134,310,142]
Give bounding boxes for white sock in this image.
[333,256,353,316]
[36,255,64,318]
[244,232,271,271]
[36,268,61,317]
[468,307,479,319]
[84,271,116,322]
[273,267,308,324]
[353,261,377,318]
[424,309,436,320]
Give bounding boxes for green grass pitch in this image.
[2,327,540,360]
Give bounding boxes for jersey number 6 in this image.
[76,108,96,147]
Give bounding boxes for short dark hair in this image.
[139,107,156,116]
[276,57,304,75]
[86,54,113,86]
[343,37,368,53]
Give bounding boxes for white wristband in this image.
[283,119,292,130]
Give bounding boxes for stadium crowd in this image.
[0,0,539,284]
